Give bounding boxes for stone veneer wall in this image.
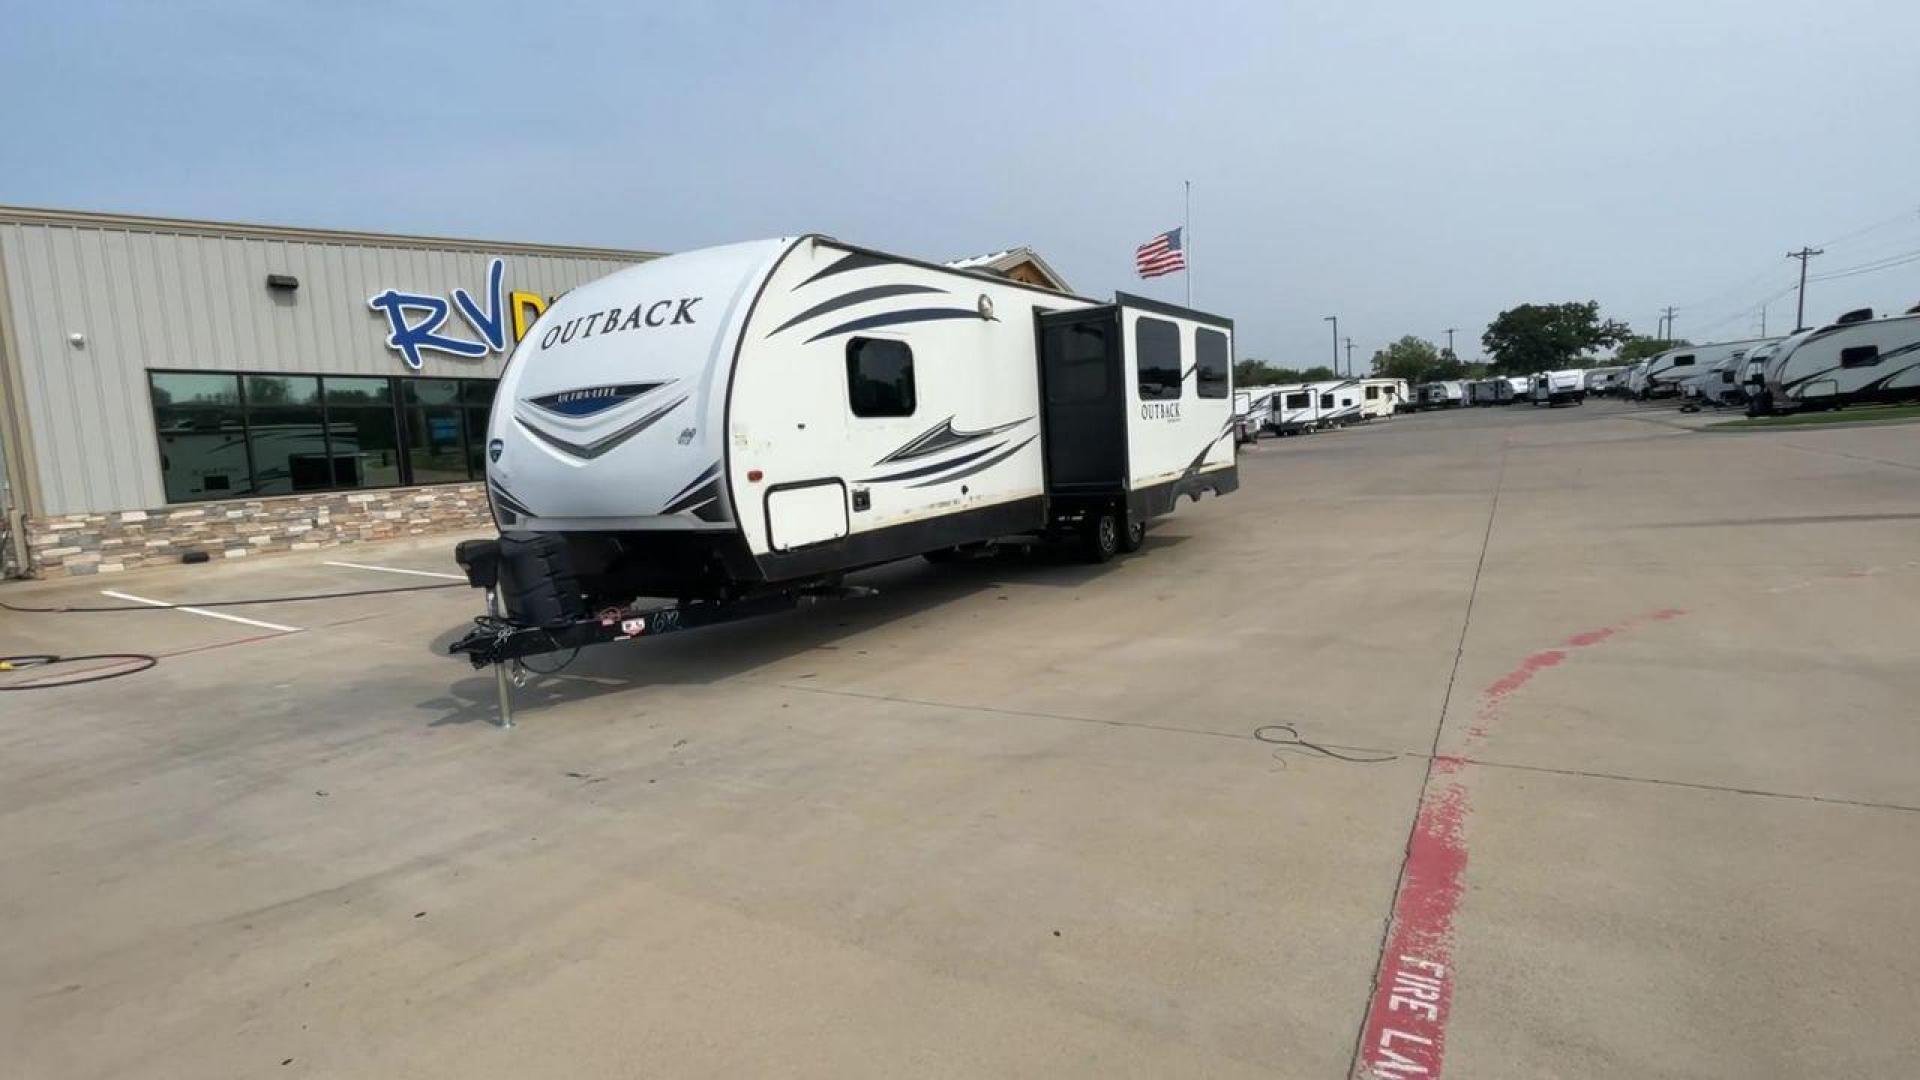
[23,483,492,578]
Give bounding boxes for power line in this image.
[1806,247,1920,283]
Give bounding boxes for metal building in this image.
[0,206,655,577]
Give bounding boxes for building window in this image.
[846,337,915,417]
[151,373,248,503]
[323,376,402,489]
[1840,345,1881,368]
[1135,317,1182,400]
[148,371,495,503]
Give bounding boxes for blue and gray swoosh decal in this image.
[794,251,895,290]
[907,436,1037,488]
[803,307,980,344]
[514,396,687,460]
[768,284,948,338]
[660,462,728,521]
[875,415,1030,465]
[489,480,535,521]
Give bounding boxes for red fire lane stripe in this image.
[1354,608,1686,1078]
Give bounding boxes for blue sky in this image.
[4,0,1918,365]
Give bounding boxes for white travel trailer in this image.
[1418,380,1466,409]
[1530,369,1585,405]
[1360,377,1408,418]
[1503,375,1531,400]
[1736,342,1781,402]
[1638,337,1779,398]
[1756,308,1920,414]
[450,235,1241,679]
[1584,366,1626,395]
[1308,379,1364,426]
[1235,386,1276,443]
[1268,383,1320,434]
[1466,378,1512,406]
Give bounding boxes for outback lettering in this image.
[1141,401,1182,420]
[537,295,704,350]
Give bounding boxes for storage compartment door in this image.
[765,480,849,551]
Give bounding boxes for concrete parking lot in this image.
[3,400,1916,1079]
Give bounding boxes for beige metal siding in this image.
[0,216,646,515]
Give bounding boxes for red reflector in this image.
[747,469,763,482]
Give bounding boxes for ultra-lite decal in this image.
[524,381,668,418]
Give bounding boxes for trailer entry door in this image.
[1036,307,1126,494]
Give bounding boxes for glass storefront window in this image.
[152,372,248,502]
[149,372,498,502]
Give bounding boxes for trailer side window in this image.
[1194,327,1229,399]
[1672,355,1695,367]
[1134,317,1182,400]
[1840,345,1881,368]
[846,337,916,417]
[1286,392,1308,409]
[1319,393,1333,409]
[1365,385,1378,399]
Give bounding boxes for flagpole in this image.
[1184,180,1192,308]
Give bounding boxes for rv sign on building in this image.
[367,257,555,370]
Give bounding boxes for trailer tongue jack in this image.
[447,537,872,728]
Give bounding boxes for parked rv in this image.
[1584,366,1626,396]
[1638,337,1780,399]
[1268,383,1321,434]
[1530,369,1585,406]
[1235,386,1276,444]
[1753,308,1920,415]
[1360,377,1408,419]
[1503,375,1531,401]
[1467,378,1513,406]
[456,233,1243,669]
[1308,379,1364,427]
[1418,381,1466,409]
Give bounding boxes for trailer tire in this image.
[1081,507,1121,563]
[1118,514,1146,554]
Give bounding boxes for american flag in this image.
[1135,227,1187,278]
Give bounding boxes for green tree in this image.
[1614,335,1690,364]
[1480,302,1632,374]
[1370,336,1469,383]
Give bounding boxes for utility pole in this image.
[1445,327,1457,359]
[1323,315,1339,375]
[1659,305,1677,342]
[1786,247,1823,332]
[1344,337,1354,375]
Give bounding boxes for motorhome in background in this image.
[1418,381,1466,409]
[479,234,1241,605]
[1638,337,1779,399]
[1530,369,1585,406]
[1756,308,1920,414]
[1308,379,1363,426]
[1269,383,1320,434]
[1467,378,1512,406]
[1359,377,1407,419]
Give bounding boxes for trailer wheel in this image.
[1081,507,1121,563]
[1117,513,1146,554]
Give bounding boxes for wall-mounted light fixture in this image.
[266,273,299,291]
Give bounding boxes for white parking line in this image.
[99,590,302,634]
[324,560,466,581]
